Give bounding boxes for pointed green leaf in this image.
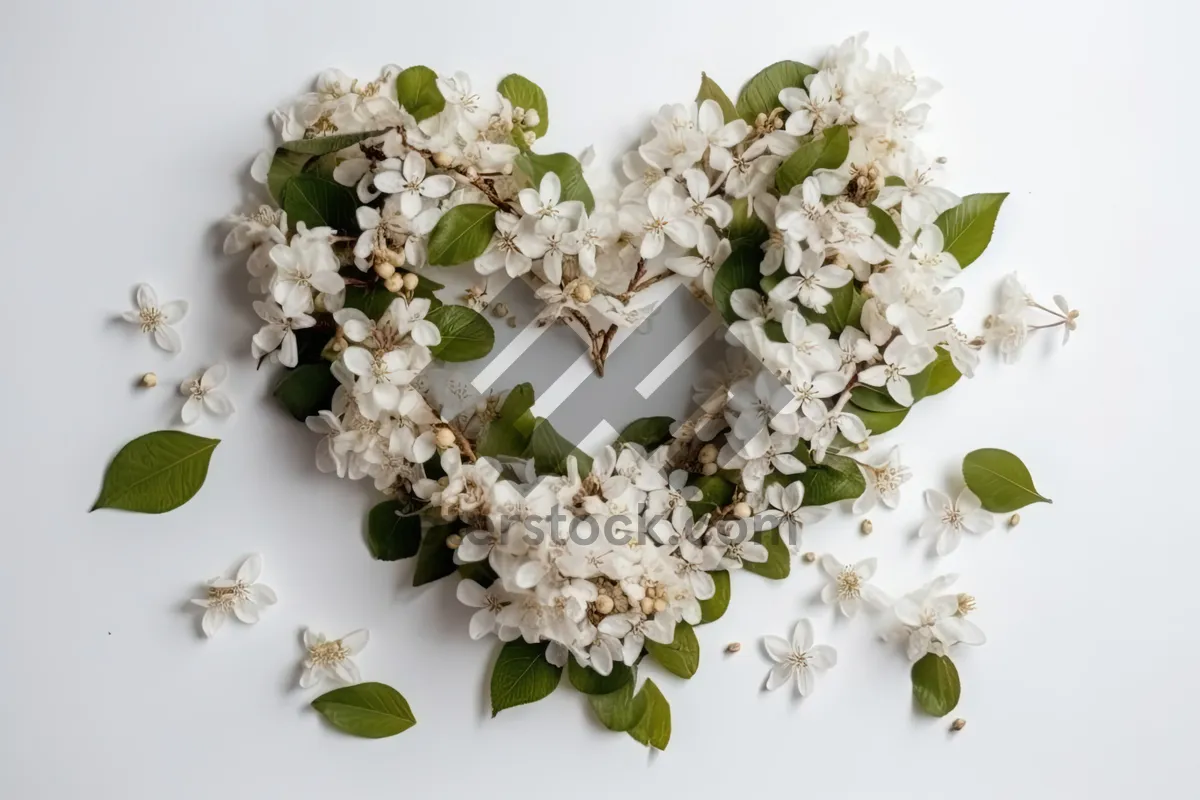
[867,203,902,248]
[427,204,497,266]
[922,347,962,397]
[267,148,313,205]
[281,174,359,233]
[962,448,1051,512]
[274,363,339,422]
[727,196,768,249]
[644,622,700,679]
[698,570,730,623]
[490,640,562,716]
[281,130,387,156]
[588,674,647,732]
[736,60,818,123]
[412,524,459,586]
[91,431,219,514]
[934,193,1008,268]
[712,243,762,323]
[524,418,592,477]
[805,281,857,335]
[426,305,494,362]
[696,72,737,123]
[616,417,675,450]
[627,679,671,750]
[742,528,790,579]
[911,654,961,717]
[775,125,849,194]
[847,403,909,436]
[514,151,595,212]
[395,65,445,121]
[498,74,549,137]
[687,474,736,518]
[367,501,421,560]
[792,450,866,506]
[568,659,634,695]
[311,682,417,738]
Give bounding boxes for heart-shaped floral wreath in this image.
[96,33,1078,747]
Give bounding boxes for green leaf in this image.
[923,347,962,397]
[644,622,700,679]
[91,431,219,514]
[367,501,421,560]
[281,174,359,233]
[616,417,675,450]
[775,125,850,194]
[427,204,497,267]
[847,403,909,436]
[311,682,417,738]
[274,364,339,422]
[490,639,563,716]
[688,474,736,518]
[426,305,495,362]
[851,383,908,413]
[627,679,671,750]
[457,560,498,587]
[395,65,445,121]
[412,524,459,586]
[868,204,902,248]
[342,284,397,320]
[267,148,313,205]
[696,72,737,123]
[806,281,857,335]
[524,418,592,477]
[735,60,818,123]
[498,74,548,137]
[934,193,1008,269]
[962,448,1051,512]
[477,383,537,458]
[794,450,867,506]
[568,659,634,695]
[742,528,790,579]
[712,243,762,324]
[588,675,647,732]
[727,197,768,249]
[911,654,961,717]
[281,130,386,156]
[514,152,595,213]
[698,570,730,623]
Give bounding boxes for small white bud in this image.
[523,109,540,128]
[701,462,719,476]
[640,597,655,616]
[1009,513,1021,527]
[861,519,874,535]
[594,595,614,615]
[446,533,462,550]
[523,130,537,147]
[383,274,404,293]
[802,552,817,563]
[698,443,718,464]
[140,372,157,388]
[733,502,752,519]
[374,262,396,279]
[401,272,419,291]
[432,151,454,168]
[501,163,513,175]
[435,427,457,449]
[950,718,966,731]
[571,283,593,303]
[653,598,668,614]
[725,642,742,653]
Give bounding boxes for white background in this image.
[1,1,1196,797]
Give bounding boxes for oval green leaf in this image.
[922,347,962,397]
[311,682,417,738]
[92,431,219,514]
[568,659,634,695]
[962,448,1051,512]
[805,280,857,335]
[644,622,700,679]
[727,196,768,249]
[616,417,675,450]
[696,72,737,124]
[367,500,421,560]
[427,304,495,362]
[627,678,671,750]
[934,193,1008,268]
[274,363,339,422]
[412,524,459,586]
[847,403,908,436]
[523,418,592,477]
[281,174,359,233]
[791,451,867,506]
[588,674,647,732]
[267,148,313,205]
[427,204,497,267]
[775,125,849,194]
[712,243,762,323]
[498,74,549,137]
[867,204,902,248]
[514,152,595,212]
[742,529,790,580]
[687,474,736,518]
[490,639,563,716]
[395,65,445,121]
[911,654,961,717]
[736,60,818,123]
[698,570,730,623]
[281,130,387,156]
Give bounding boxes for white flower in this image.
[269,227,344,313]
[776,177,832,255]
[563,209,618,277]
[518,172,584,232]
[122,283,188,353]
[919,488,995,555]
[760,481,831,546]
[476,211,534,278]
[681,167,732,228]
[874,157,960,232]
[387,296,441,348]
[373,151,455,217]
[856,338,936,407]
[910,225,960,279]
[619,181,698,259]
[436,71,500,133]
[837,326,879,377]
[456,579,513,640]
[779,72,841,135]
[299,628,369,688]
[852,446,911,514]
[305,410,348,477]
[890,574,986,661]
[762,619,836,695]
[179,364,235,425]
[1053,294,1080,344]
[516,215,572,285]
[251,299,315,367]
[728,370,801,440]
[819,556,888,617]
[770,249,853,313]
[697,98,750,159]
[190,554,277,637]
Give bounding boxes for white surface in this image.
[1,1,1196,797]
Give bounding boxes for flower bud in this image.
[140,372,157,388]
[802,552,816,563]
[640,597,655,616]
[733,502,752,519]
[950,718,966,731]
[571,283,593,303]
[653,598,668,614]
[446,533,462,549]
[725,642,742,653]
[435,427,457,449]
[402,272,419,291]
[698,443,718,464]
[523,109,540,128]
[374,262,396,279]
[701,462,719,476]
[384,274,404,293]
[1009,513,1021,527]
[432,151,454,168]
[501,163,513,175]
[594,595,614,615]
[465,165,479,180]
[523,130,537,147]
[861,519,874,535]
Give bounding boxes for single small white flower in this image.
[373,151,455,218]
[762,618,836,695]
[770,249,854,313]
[518,171,583,232]
[1052,294,1081,344]
[190,554,277,637]
[179,364,235,425]
[760,481,831,548]
[919,488,995,555]
[856,338,936,407]
[456,579,513,640]
[251,299,315,367]
[852,446,912,513]
[387,296,441,348]
[121,283,188,353]
[300,628,369,688]
[475,211,534,278]
[819,556,889,617]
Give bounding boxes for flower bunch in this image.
[218,33,1076,748]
